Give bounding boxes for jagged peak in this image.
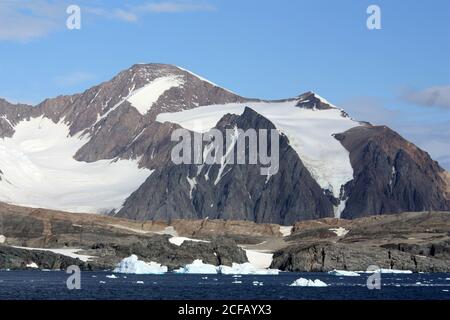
[296,91,338,109]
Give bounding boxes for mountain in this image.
[0,63,449,224]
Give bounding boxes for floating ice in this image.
[361,269,413,274]
[174,260,218,274]
[113,255,168,274]
[175,260,280,275]
[290,278,328,287]
[328,270,360,277]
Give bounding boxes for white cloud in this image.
[0,1,214,41]
[84,7,138,22]
[401,85,450,109]
[0,0,67,41]
[114,9,139,22]
[87,1,215,22]
[54,72,96,87]
[137,1,216,13]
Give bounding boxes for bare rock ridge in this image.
[0,63,449,223]
[117,107,335,224]
[335,126,450,219]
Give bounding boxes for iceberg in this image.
[328,270,360,277]
[219,263,279,275]
[113,255,168,274]
[175,260,280,275]
[174,260,218,274]
[361,269,413,274]
[290,278,328,287]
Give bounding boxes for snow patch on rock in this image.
[127,75,184,115]
[26,262,39,269]
[245,250,273,270]
[330,227,349,237]
[169,237,210,246]
[13,246,94,262]
[279,226,292,237]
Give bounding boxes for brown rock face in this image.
[335,125,450,219]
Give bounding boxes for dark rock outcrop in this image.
[295,91,335,110]
[0,245,91,270]
[270,242,450,272]
[335,125,450,219]
[117,107,334,224]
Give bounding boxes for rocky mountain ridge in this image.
[0,63,449,223]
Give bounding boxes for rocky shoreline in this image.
[1,203,449,273]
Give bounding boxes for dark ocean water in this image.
[0,271,449,300]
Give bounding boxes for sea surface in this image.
[0,271,449,300]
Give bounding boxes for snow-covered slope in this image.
[127,75,185,115]
[0,116,151,213]
[156,99,359,201]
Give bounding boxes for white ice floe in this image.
[168,237,210,246]
[0,116,152,214]
[328,270,360,277]
[156,99,358,201]
[26,262,38,269]
[0,235,5,244]
[113,255,168,274]
[290,278,328,287]
[136,281,145,284]
[13,246,94,262]
[175,259,279,275]
[361,269,413,274]
[127,75,185,115]
[106,274,118,279]
[329,227,349,237]
[174,260,218,274]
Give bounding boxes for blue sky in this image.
[0,0,449,168]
